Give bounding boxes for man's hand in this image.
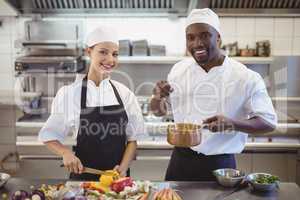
[150,81,173,116]
[203,115,235,132]
[152,80,173,99]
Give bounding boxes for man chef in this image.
[150,8,277,181]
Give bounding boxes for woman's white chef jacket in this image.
[38,76,144,143]
[168,56,277,155]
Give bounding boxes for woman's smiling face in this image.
[87,41,119,76]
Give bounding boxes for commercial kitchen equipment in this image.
[14,20,85,73]
[3,0,300,17]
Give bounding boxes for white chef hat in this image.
[85,25,119,47]
[186,8,222,38]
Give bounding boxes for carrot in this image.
[160,189,168,200]
[152,191,160,200]
[156,190,164,200]
[139,192,149,200]
[166,189,173,199]
[172,191,183,200]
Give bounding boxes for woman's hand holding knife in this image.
[62,149,84,174]
[44,140,84,174]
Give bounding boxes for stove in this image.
[15,55,85,73]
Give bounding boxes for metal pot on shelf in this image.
[239,45,256,57]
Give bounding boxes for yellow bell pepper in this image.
[90,182,110,193]
[104,170,120,178]
[99,174,115,187]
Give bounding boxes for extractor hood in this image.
[199,0,300,16]
[5,0,300,17]
[5,0,193,17]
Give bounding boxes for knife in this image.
[83,167,107,175]
[60,164,118,176]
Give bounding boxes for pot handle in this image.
[167,124,172,134]
[201,123,209,129]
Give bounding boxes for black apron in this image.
[165,147,236,181]
[70,77,128,181]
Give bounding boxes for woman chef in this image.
[38,26,144,180]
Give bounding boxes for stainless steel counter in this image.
[11,136,300,182]
[16,135,300,150]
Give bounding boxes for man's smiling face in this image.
[186,23,221,65]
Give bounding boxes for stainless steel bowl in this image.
[213,168,245,187]
[0,172,11,188]
[247,173,279,192]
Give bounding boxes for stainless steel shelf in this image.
[16,121,45,128]
[272,97,300,102]
[15,73,80,77]
[82,56,274,65]
[230,56,274,64]
[118,56,185,64]
[118,56,274,65]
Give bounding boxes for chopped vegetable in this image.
[31,194,42,200]
[90,182,110,193]
[103,170,120,179]
[9,179,153,200]
[110,177,133,193]
[31,190,45,200]
[152,188,182,200]
[255,175,280,184]
[138,192,149,200]
[74,196,87,200]
[1,193,8,200]
[11,190,30,200]
[99,174,115,187]
[81,182,91,189]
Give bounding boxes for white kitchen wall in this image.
[221,17,299,56]
[293,18,300,55]
[84,17,186,56]
[14,16,300,57]
[0,17,16,90]
[0,15,300,91]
